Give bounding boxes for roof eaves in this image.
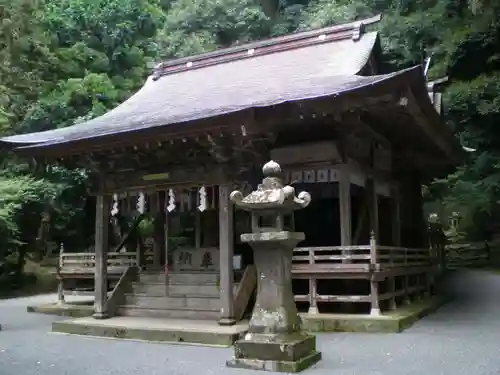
[15,67,418,156]
[408,73,464,163]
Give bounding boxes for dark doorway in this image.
[294,182,340,246]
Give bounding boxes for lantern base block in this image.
[226,332,321,373]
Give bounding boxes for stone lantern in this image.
[226,160,321,373]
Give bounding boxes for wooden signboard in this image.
[270,141,341,167]
[172,247,219,272]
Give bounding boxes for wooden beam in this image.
[95,165,226,195]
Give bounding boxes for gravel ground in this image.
[1,270,500,375]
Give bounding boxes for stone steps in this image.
[117,306,220,320]
[118,271,223,320]
[131,282,238,297]
[52,316,247,347]
[139,271,219,284]
[132,282,221,296]
[124,294,220,310]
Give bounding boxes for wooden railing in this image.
[376,246,434,268]
[59,252,137,272]
[292,244,433,272]
[105,266,138,317]
[56,251,138,304]
[233,265,257,321]
[445,242,490,270]
[292,240,435,316]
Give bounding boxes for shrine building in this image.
[0,15,462,326]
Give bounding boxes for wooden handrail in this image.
[60,252,138,269]
[233,265,257,321]
[293,244,434,267]
[60,252,137,258]
[105,266,138,317]
[293,245,371,252]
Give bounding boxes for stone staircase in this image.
[117,271,222,320]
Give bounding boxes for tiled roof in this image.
[0,16,382,150]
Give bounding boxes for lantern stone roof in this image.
[0,15,384,150]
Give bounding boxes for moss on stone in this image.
[27,303,93,318]
[300,296,448,333]
[52,320,239,347]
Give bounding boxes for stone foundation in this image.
[227,332,321,372]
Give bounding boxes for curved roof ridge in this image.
[153,14,382,79]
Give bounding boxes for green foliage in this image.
[137,216,155,237]
[431,5,500,240]
[157,0,272,57]
[298,0,371,30]
[0,175,63,286]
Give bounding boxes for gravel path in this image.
[1,270,500,375]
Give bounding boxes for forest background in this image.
[0,0,498,291]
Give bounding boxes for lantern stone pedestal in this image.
[226,161,321,373]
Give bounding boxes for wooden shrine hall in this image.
[0,15,462,323]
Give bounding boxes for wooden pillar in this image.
[308,278,318,314]
[57,243,65,305]
[164,201,170,296]
[93,193,110,319]
[164,211,169,267]
[415,275,422,301]
[370,280,381,316]
[57,280,65,305]
[308,249,318,314]
[403,275,411,305]
[388,277,397,310]
[218,184,235,325]
[391,186,401,246]
[339,165,352,251]
[152,192,162,268]
[195,211,201,249]
[367,179,379,240]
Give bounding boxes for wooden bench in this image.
[56,250,137,304]
[292,236,436,315]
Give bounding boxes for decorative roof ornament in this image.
[230,160,311,211]
[352,21,365,41]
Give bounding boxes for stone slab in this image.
[301,296,448,333]
[234,333,317,362]
[52,316,249,347]
[27,302,94,318]
[227,350,322,373]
